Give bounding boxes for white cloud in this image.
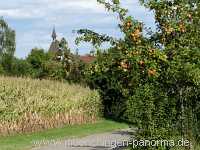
[0,8,46,19]
[0,0,155,58]
[0,0,105,19]
[0,9,31,19]
[44,0,105,12]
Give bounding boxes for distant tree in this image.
[42,60,65,80]
[58,38,84,82]
[27,48,50,69]
[26,48,52,78]
[58,38,72,71]
[50,37,81,82]
[11,58,32,77]
[0,18,15,73]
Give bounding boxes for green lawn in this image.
[0,119,129,150]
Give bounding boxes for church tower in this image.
[52,27,57,41]
[49,27,59,52]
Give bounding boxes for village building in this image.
[49,27,95,63]
[49,27,60,53]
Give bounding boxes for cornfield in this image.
[0,76,102,136]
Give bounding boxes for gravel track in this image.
[32,129,132,150]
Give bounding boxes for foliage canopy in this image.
[76,0,200,149]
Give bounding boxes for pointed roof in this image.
[52,27,57,41]
[49,40,59,52]
[80,55,96,63]
[49,27,59,52]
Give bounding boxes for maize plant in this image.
[0,76,102,136]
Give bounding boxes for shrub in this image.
[10,58,33,77]
[0,64,4,74]
[41,60,66,80]
[27,48,50,69]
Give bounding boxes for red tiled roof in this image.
[80,55,96,63]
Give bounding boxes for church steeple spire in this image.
[49,26,59,52]
[52,26,57,41]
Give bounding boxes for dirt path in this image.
[32,129,132,150]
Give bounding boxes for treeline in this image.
[0,19,85,83]
[6,47,85,82]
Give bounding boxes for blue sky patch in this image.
[0,0,155,58]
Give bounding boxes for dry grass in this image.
[0,76,102,136]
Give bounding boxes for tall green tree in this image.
[0,18,16,73]
[54,37,84,82]
[26,48,52,78]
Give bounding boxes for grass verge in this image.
[0,119,129,150]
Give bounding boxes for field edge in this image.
[0,119,129,150]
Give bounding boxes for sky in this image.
[0,0,155,58]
